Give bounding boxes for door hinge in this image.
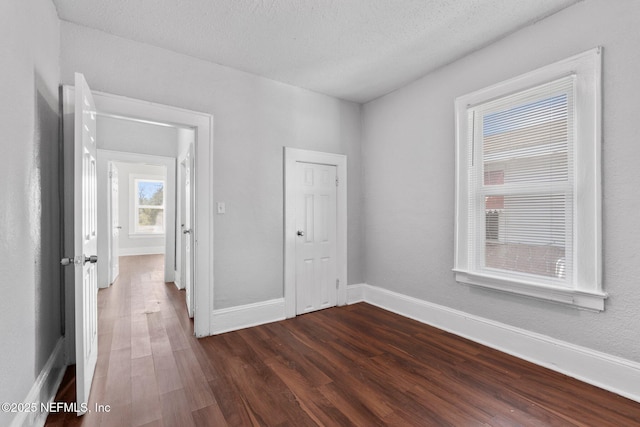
[335,176,339,186]
[336,279,340,289]
[108,171,113,178]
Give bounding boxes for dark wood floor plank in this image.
[45,255,640,426]
[159,389,195,427]
[131,356,162,427]
[172,348,216,411]
[131,317,152,359]
[103,347,132,407]
[263,355,355,426]
[165,316,191,352]
[152,351,183,395]
[191,403,227,427]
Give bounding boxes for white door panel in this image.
[74,72,99,414]
[182,147,194,318]
[295,163,337,314]
[109,162,120,283]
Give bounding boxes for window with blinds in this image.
[454,48,605,310]
[470,76,574,287]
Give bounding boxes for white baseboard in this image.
[346,283,640,404]
[119,246,165,256]
[211,298,285,335]
[174,271,183,290]
[347,283,366,303]
[11,338,66,427]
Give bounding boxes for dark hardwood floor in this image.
[46,255,640,426]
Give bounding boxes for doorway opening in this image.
[94,118,195,334]
[97,148,178,286]
[61,78,214,413]
[63,84,213,367]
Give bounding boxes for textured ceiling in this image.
[52,0,580,103]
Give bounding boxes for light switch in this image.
[217,202,225,214]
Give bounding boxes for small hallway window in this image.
[134,178,165,234]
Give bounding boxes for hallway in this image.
[45,255,220,426]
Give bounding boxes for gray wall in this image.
[60,22,364,309]
[98,115,179,158]
[0,0,62,424]
[362,0,640,363]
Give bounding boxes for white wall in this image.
[114,162,167,255]
[60,23,364,309]
[0,0,62,424]
[362,0,640,363]
[98,115,178,157]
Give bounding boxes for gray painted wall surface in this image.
[0,0,62,424]
[60,22,364,309]
[362,0,640,363]
[98,115,178,158]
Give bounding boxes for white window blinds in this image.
[468,76,575,287]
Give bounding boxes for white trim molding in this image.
[348,284,640,404]
[174,271,183,290]
[68,88,214,338]
[211,298,285,335]
[283,147,348,319]
[11,338,66,427]
[346,283,366,303]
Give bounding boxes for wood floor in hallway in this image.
[46,254,640,426]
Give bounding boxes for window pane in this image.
[137,208,164,233]
[138,181,164,206]
[483,94,569,184]
[483,194,570,280]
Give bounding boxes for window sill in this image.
[453,269,607,311]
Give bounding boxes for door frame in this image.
[283,147,347,319]
[96,150,177,287]
[63,87,214,358]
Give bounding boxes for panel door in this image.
[183,147,194,318]
[74,72,99,414]
[109,162,120,283]
[295,162,338,314]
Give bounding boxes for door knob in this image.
[115,226,122,229]
[60,257,74,266]
[297,230,305,236]
[84,255,98,264]
[183,229,192,234]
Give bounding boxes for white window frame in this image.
[130,174,166,236]
[453,47,606,311]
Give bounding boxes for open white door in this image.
[109,162,120,284]
[73,72,99,413]
[182,147,194,318]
